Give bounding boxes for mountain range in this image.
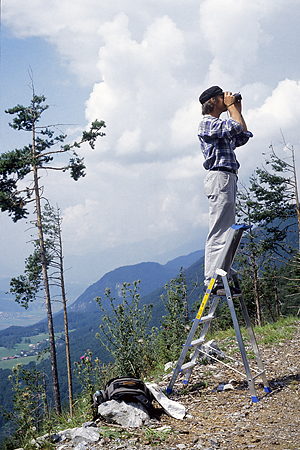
[68,249,204,313]
[0,248,204,344]
[0,245,204,329]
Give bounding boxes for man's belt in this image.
[210,167,238,175]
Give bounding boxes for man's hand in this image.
[224,91,247,131]
[223,91,236,108]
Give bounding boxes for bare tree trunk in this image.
[253,264,262,327]
[272,257,280,320]
[291,146,300,250]
[182,270,189,324]
[42,360,50,420]
[248,228,262,327]
[32,121,61,415]
[57,213,73,416]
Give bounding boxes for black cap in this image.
[199,85,223,104]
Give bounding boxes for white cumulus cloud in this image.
[2,0,300,282]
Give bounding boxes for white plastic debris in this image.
[146,383,186,420]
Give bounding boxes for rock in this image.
[165,361,175,371]
[216,382,234,391]
[82,421,97,428]
[98,399,150,428]
[71,427,100,444]
[200,340,226,363]
[49,434,61,443]
[58,428,73,441]
[74,442,89,450]
[155,425,172,432]
[208,437,220,447]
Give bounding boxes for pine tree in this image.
[236,184,267,326]
[10,204,75,416]
[236,141,300,324]
[249,142,299,256]
[0,82,105,414]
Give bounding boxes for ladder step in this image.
[200,314,215,323]
[180,361,197,372]
[190,337,205,347]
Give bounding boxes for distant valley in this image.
[0,248,204,329]
[0,247,205,438]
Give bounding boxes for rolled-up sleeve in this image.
[198,117,253,145]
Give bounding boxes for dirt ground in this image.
[150,321,300,450]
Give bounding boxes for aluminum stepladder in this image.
[166,224,272,402]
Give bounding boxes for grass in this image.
[145,361,169,383]
[142,426,173,445]
[99,426,131,440]
[0,355,40,370]
[253,316,298,345]
[207,316,298,347]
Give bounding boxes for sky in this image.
[1,0,300,300]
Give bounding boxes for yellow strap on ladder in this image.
[196,278,215,320]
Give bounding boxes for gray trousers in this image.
[204,170,237,287]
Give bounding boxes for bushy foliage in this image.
[73,349,114,419]
[1,364,48,450]
[157,271,191,363]
[73,351,114,401]
[95,281,156,378]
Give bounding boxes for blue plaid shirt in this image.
[198,115,253,171]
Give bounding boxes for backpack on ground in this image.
[93,376,154,413]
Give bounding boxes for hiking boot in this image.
[211,285,226,296]
[211,285,242,296]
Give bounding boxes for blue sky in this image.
[1,0,300,303]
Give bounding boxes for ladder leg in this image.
[182,295,220,385]
[166,315,200,394]
[167,278,216,394]
[233,275,271,393]
[221,273,259,402]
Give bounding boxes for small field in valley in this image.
[0,333,49,370]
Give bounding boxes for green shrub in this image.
[95,280,156,378]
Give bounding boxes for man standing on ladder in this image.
[198,86,253,296]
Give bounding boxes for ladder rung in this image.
[252,370,265,380]
[190,337,205,347]
[200,314,215,323]
[180,361,197,372]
